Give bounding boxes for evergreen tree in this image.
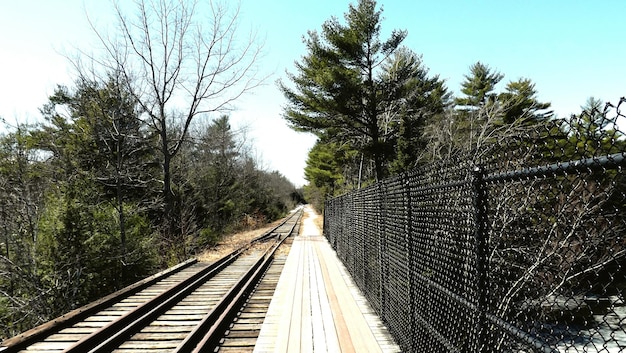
[568,97,622,158]
[304,142,345,195]
[27,77,160,317]
[429,62,505,158]
[37,77,158,266]
[187,115,242,236]
[0,125,48,336]
[280,0,406,181]
[455,61,503,109]
[498,78,552,125]
[380,47,450,173]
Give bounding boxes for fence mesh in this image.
[324,99,626,352]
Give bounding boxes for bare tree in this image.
[87,0,263,242]
[422,98,553,163]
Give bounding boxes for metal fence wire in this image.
[324,99,626,353]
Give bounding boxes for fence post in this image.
[323,201,328,241]
[404,173,417,351]
[378,182,387,322]
[471,166,489,352]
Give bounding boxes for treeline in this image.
[0,77,300,337]
[285,0,622,211]
[0,0,303,336]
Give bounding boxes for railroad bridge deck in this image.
[251,205,399,353]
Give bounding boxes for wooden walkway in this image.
[253,206,400,353]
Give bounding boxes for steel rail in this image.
[61,245,246,353]
[251,207,302,243]
[0,258,198,353]
[181,209,302,353]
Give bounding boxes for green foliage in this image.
[303,183,327,213]
[305,142,344,192]
[0,89,296,338]
[173,115,299,257]
[381,47,451,173]
[284,0,450,190]
[199,228,220,248]
[0,0,286,338]
[566,97,624,158]
[1,0,622,341]
[281,0,408,180]
[0,125,50,336]
[498,78,553,125]
[455,61,504,108]
[422,63,555,163]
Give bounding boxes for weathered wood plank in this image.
[117,340,180,349]
[254,206,400,353]
[221,337,257,346]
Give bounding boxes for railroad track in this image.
[216,243,291,352]
[1,208,303,353]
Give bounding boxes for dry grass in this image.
[314,215,323,233]
[197,218,285,263]
[298,210,310,235]
[197,208,311,263]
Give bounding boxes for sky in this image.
[1,1,625,187]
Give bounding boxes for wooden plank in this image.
[138,325,196,333]
[155,314,205,321]
[73,321,108,328]
[83,316,121,322]
[223,330,259,338]
[315,235,382,353]
[233,318,265,325]
[314,236,357,353]
[57,327,97,334]
[21,341,71,350]
[254,206,401,353]
[221,337,257,346]
[253,236,301,353]
[228,323,262,331]
[219,347,254,353]
[117,340,180,349]
[299,238,313,353]
[307,237,327,352]
[112,350,172,353]
[145,320,201,326]
[37,334,86,341]
[309,235,341,352]
[333,251,402,352]
[286,238,306,353]
[238,312,266,319]
[130,332,188,340]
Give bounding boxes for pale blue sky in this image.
[1,1,624,186]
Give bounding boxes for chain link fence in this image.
[324,99,626,352]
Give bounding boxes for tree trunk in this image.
[159,110,176,244]
[116,136,127,268]
[374,152,384,182]
[162,149,174,237]
[358,153,364,189]
[370,122,385,181]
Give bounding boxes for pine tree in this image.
[380,47,450,173]
[455,61,503,109]
[280,0,406,181]
[498,78,552,125]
